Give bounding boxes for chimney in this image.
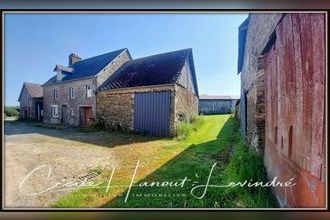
[69,53,81,66]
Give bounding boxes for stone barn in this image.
[18,82,43,121]
[97,48,199,137]
[238,13,326,207]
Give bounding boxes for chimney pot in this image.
[69,53,81,66]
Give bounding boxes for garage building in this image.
[97,48,199,137]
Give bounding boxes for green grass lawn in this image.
[52,115,277,208]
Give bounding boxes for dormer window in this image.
[54,89,58,99]
[56,70,63,81]
[54,65,73,82]
[70,87,76,99]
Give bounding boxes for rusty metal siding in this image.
[134,91,171,137]
[264,13,325,207]
[199,99,236,114]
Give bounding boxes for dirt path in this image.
[4,121,120,208]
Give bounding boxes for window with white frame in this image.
[51,105,58,117]
[86,85,92,97]
[70,87,75,98]
[54,89,58,99]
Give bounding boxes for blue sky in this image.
[5,13,247,106]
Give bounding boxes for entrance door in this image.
[61,105,67,124]
[36,104,40,120]
[79,106,93,127]
[35,101,43,121]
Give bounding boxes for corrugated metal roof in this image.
[199,95,239,100]
[99,48,197,92]
[43,48,127,86]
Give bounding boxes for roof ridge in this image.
[24,82,42,86]
[130,48,192,63]
[69,48,127,67]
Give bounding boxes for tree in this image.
[4,106,19,117]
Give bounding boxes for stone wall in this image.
[175,58,199,122]
[255,67,266,150]
[234,101,240,121]
[174,84,198,123]
[96,90,134,130]
[96,84,176,133]
[240,13,283,150]
[96,50,131,87]
[19,87,33,119]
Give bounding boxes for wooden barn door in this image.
[134,91,171,137]
[79,106,93,127]
[264,13,325,179]
[85,107,93,127]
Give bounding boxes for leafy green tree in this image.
[4,106,19,117]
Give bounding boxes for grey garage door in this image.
[134,91,171,137]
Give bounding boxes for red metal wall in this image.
[264,13,326,207]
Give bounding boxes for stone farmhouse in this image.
[35,48,198,136]
[18,82,43,121]
[42,49,131,127]
[237,13,325,207]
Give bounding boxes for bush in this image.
[94,114,106,129]
[189,115,205,131]
[174,115,205,140]
[223,139,278,207]
[5,106,19,117]
[175,122,192,140]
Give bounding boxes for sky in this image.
[4,13,247,106]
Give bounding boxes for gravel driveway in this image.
[4,121,122,208]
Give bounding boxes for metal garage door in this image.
[134,91,171,137]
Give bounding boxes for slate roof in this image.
[200,95,240,100]
[99,48,198,95]
[43,48,128,86]
[54,64,73,73]
[18,82,43,101]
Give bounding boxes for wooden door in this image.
[79,106,93,127]
[85,107,93,127]
[61,105,67,124]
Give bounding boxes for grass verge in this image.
[52,115,277,208]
